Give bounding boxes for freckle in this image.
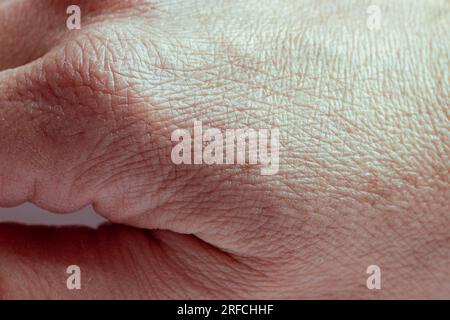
[346,127,353,133]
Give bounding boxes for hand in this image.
[0,0,448,299]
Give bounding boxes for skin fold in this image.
[0,0,448,299]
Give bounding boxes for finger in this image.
[0,0,163,210]
[0,0,146,71]
[0,223,281,299]
[0,43,147,212]
[0,0,69,71]
[0,0,175,215]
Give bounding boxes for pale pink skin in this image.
[0,0,448,299]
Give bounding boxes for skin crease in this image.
[0,0,448,299]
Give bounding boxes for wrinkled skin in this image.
[0,0,448,299]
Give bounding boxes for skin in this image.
[0,0,448,299]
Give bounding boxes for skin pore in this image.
[0,0,448,299]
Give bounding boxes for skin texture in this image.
[0,0,449,299]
